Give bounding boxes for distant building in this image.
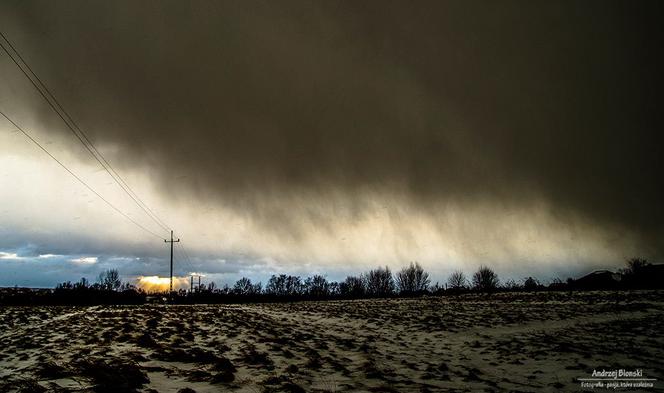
[572,270,622,290]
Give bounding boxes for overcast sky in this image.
[0,1,661,288]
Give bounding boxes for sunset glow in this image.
[136,276,189,293]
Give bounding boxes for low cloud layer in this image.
[1,1,662,286]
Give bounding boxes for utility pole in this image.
[190,275,194,293]
[198,275,201,291]
[164,230,180,293]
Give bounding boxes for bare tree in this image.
[233,277,261,296]
[472,266,499,293]
[265,274,287,296]
[395,262,431,293]
[285,275,303,295]
[233,277,251,295]
[447,270,467,290]
[340,275,366,297]
[265,274,303,296]
[97,269,121,291]
[328,281,340,296]
[305,275,330,297]
[364,266,395,297]
[253,282,263,294]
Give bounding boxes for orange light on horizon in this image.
[136,276,189,293]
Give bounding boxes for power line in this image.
[174,243,193,273]
[0,31,171,235]
[176,241,197,275]
[0,31,196,284]
[177,240,196,269]
[0,32,170,233]
[0,110,164,240]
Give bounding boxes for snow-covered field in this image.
[1,291,663,392]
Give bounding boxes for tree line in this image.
[1,258,660,305]
[187,262,479,299]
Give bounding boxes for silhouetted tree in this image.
[328,281,340,296]
[74,277,89,289]
[339,275,366,297]
[285,275,303,295]
[364,266,395,297]
[97,269,121,291]
[221,284,231,295]
[395,262,431,294]
[46,272,145,306]
[472,266,499,293]
[447,270,467,290]
[265,274,286,296]
[233,277,251,295]
[56,281,74,291]
[233,277,261,296]
[305,275,330,298]
[265,274,303,296]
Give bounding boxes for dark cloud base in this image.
[1,1,662,259]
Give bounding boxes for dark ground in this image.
[1,291,662,392]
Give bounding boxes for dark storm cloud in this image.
[1,1,662,253]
